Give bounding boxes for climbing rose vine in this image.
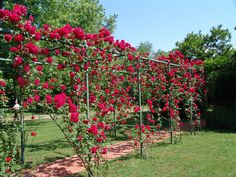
[0,4,206,176]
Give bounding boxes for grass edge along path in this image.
[23,131,171,177]
[81,131,236,177]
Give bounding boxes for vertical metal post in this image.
[85,68,90,122]
[168,63,173,144]
[0,0,3,9]
[85,66,92,177]
[189,69,194,135]
[20,108,25,164]
[113,104,116,137]
[137,62,143,156]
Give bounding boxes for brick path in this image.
[23,131,171,177]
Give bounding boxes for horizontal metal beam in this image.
[0,28,13,34]
[0,28,194,70]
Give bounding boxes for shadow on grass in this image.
[201,128,236,134]
[108,134,129,142]
[42,155,71,164]
[25,119,53,127]
[150,141,170,148]
[14,119,52,127]
[26,139,71,152]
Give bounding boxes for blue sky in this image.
[100,0,236,51]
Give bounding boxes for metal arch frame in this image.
[0,29,196,158]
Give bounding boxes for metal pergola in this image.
[0,2,196,163]
[0,50,195,161]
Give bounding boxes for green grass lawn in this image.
[77,131,236,177]
[21,119,74,166]
[20,118,125,167]
[20,119,236,177]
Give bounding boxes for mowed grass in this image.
[20,118,124,167]
[20,119,236,177]
[78,131,236,177]
[20,119,74,166]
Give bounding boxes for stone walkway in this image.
[23,131,171,177]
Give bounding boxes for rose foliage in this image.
[0,4,206,176]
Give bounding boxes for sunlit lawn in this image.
[21,119,74,166]
[20,118,125,167]
[77,131,236,177]
[20,119,236,177]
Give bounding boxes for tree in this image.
[4,0,117,33]
[175,32,205,60]
[175,25,232,60]
[204,25,232,59]
[136,41,153,56]
[154,49,169,58]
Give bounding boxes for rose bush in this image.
[0,4,206,176]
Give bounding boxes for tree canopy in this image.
[136,41,153,54]
[4,0,117,33]
[175,25,232,60]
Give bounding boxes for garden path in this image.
[23,131,171,177]
[23,120,206,177]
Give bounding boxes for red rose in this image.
[5,169,11,173]
[16,76,27,88]
[69,72,75,78]
[90,146,98,154]
[36,65,43,71]
[13,4,27,16]
[97,122,105,129]
[77,135,83,142]
[96,137,103,143]
[4,34,12,42]
[5,157,12,162]
[25,42,38,55]
[134,106,140,113]
[83,119,89,124]
[42,82,49,89]
[93,117,98,121]
[87,124,99,136]
[32,57,38,62]
[58,24,72,36]
[45,94,52,104]
[34,32,41,41]
[9,12,21,23]
[101,147,107,154]
[73,27,85,39]
[0,9,9,19]
[34,79,40,86]
[33,95,40,102]
[54,93,67,109]
[14,34,24,42]
[70,112,79,123]
[14,56,23,66]
[31,131,37,136]
[60,85,66,91]
[23,65,30,73]
[43,24,50,30]
[46,57,53,63]
[0,80,6,87]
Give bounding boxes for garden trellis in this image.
[0,4,206,177]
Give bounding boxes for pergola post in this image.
[137,60,143,156]
[167,63,173,144]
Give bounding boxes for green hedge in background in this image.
[204,51,236,130]
[204,52,236,106]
